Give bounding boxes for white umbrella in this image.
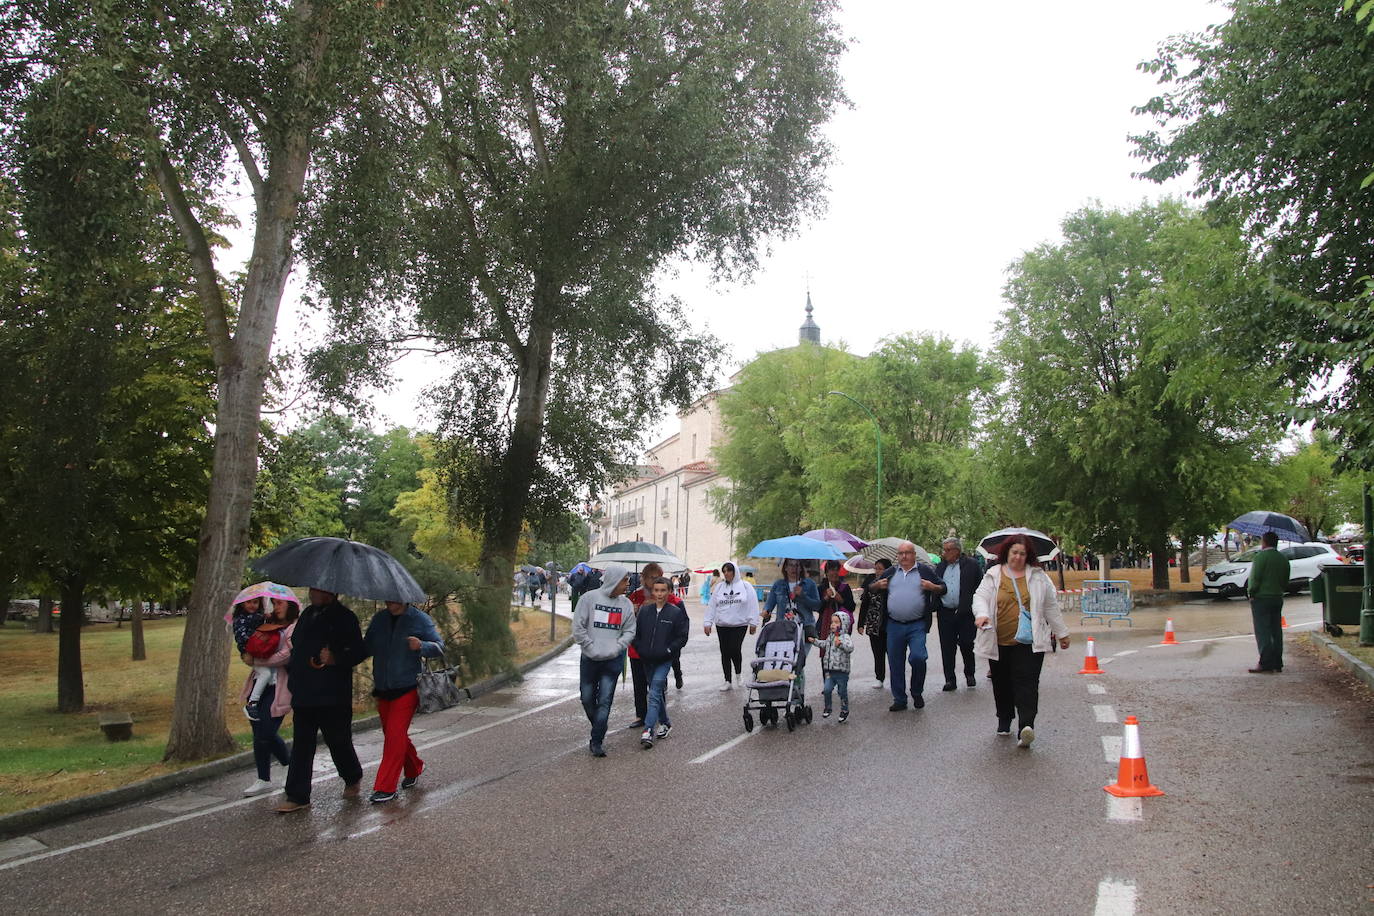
[860,536,929,564]
[976,527,1060,562]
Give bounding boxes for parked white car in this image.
[1202,542,1344,597]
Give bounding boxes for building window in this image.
[691,433,697,460]
[662,531,668,547]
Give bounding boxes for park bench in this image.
[99,712,134,741]
[1079,579,1134,626]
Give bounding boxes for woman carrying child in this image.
[229,584,301,796]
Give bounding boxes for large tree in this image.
[302,0,846,674]
[1132,0,1374,468]
[3,0,418,756]
[710,344,857,553]
[995,201,1293,588]
[2,73,214,709]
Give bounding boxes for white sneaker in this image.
[719,682,732,692]
[1017,726,1036,749]
[872,680,885,690]
[242,778,275,797]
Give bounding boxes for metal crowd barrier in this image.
[1079,579,1134,626]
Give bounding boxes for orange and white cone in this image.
[1161,618,1178,645]
[1104,716,1165,797]
[1078,637,1104,675]
[1281,615,1289,629]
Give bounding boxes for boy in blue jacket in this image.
[632,577,690,748]
[361,601,444,803]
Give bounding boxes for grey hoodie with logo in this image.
[572,562,637,661]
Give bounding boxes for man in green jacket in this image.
[1247,532,1290,673]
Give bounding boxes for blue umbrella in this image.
[747,536,847,561]
[1227,511,1310,543]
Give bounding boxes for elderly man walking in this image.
[873,541,941,711]
[933,537,983,691]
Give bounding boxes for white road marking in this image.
[1099,657,1116,665]
[0,691,581,873]
[1102,735,1123,763]
[1145,622,1318,649]
[689,729,757,763]
[1087,683,1107,695]
[1112,649,1138,657]
[1106,797,1142,823]
[1093,705,1118,723]
[1093,878,1138,915]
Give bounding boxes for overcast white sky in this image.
[271,0,1230,433]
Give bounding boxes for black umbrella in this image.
[1227,510,1311,543]
[519,564,543,574]
[251,537,426,604]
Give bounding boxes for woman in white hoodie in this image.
[703,562,761,690]
[972,535,1070,749]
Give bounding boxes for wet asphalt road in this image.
[2,594,1372,915]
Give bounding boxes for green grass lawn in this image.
[0,609,570,817]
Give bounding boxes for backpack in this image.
[244,623,285,660]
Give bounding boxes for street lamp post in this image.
[826,390,882,539]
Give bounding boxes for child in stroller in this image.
[741,612,813,732]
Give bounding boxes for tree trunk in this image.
[131,600,146,661]
[57,578,85,712]
[1099,553,1112,580]
[36,595,54,633]
[1200,540,1209,574]
[0,580,10,627]
[1149,540,1171,590]
[1223,528,1231,561]
[163,364,268,760]
[466,299,558,677]
[161,92,317,760]
[1179,539,1191,584]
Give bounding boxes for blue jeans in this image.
[886,619,928,704]
[644,659,674,732]
[822,671,849,713]
[250,682,289,780]
[579,654,624,746]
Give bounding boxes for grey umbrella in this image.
[251,537,426,604]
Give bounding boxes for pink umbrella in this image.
[802,528,869,552]
[223,581,300,623]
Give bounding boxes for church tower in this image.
[799,291,820,344]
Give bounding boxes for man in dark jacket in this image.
[361,601,444,803]
[632,577,689,748]
[932,537,983,691]
[276,588,367,813]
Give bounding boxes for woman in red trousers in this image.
[362,600,445,803]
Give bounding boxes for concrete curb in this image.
[0,634,575,840]
[1309,631,1374,692]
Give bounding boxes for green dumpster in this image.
[1317,564,1364,627]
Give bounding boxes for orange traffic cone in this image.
[1078,637,1104,675]
[1161,618,1178,645]
[1281,616,1289,629]
[1104,716,1165,797]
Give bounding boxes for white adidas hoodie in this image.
[705,574,761,628]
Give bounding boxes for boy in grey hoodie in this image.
[572,562,636,757]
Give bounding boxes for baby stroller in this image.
[742,613,813,733]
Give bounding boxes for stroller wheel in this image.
[804,706,813,725]
[743,711,754,733]
[785,711,795,732]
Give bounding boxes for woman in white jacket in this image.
[703,562,761,691]
[972,535,1070,748]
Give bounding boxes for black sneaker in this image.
[589,743,606,758]
[244,701,260,722]
[912,694,925,709]
[628,719,646,729]
[997,721,1013,736]
[655,722,672,740]
[838,710,849,723]
[675,673,684,690]
[822,708,832,718]
[966,675,977,688]
[640,729,655,749]
[369,790,396,804]
[888,702,908,712]
[942,681,957,692]
[401,771,422,789]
